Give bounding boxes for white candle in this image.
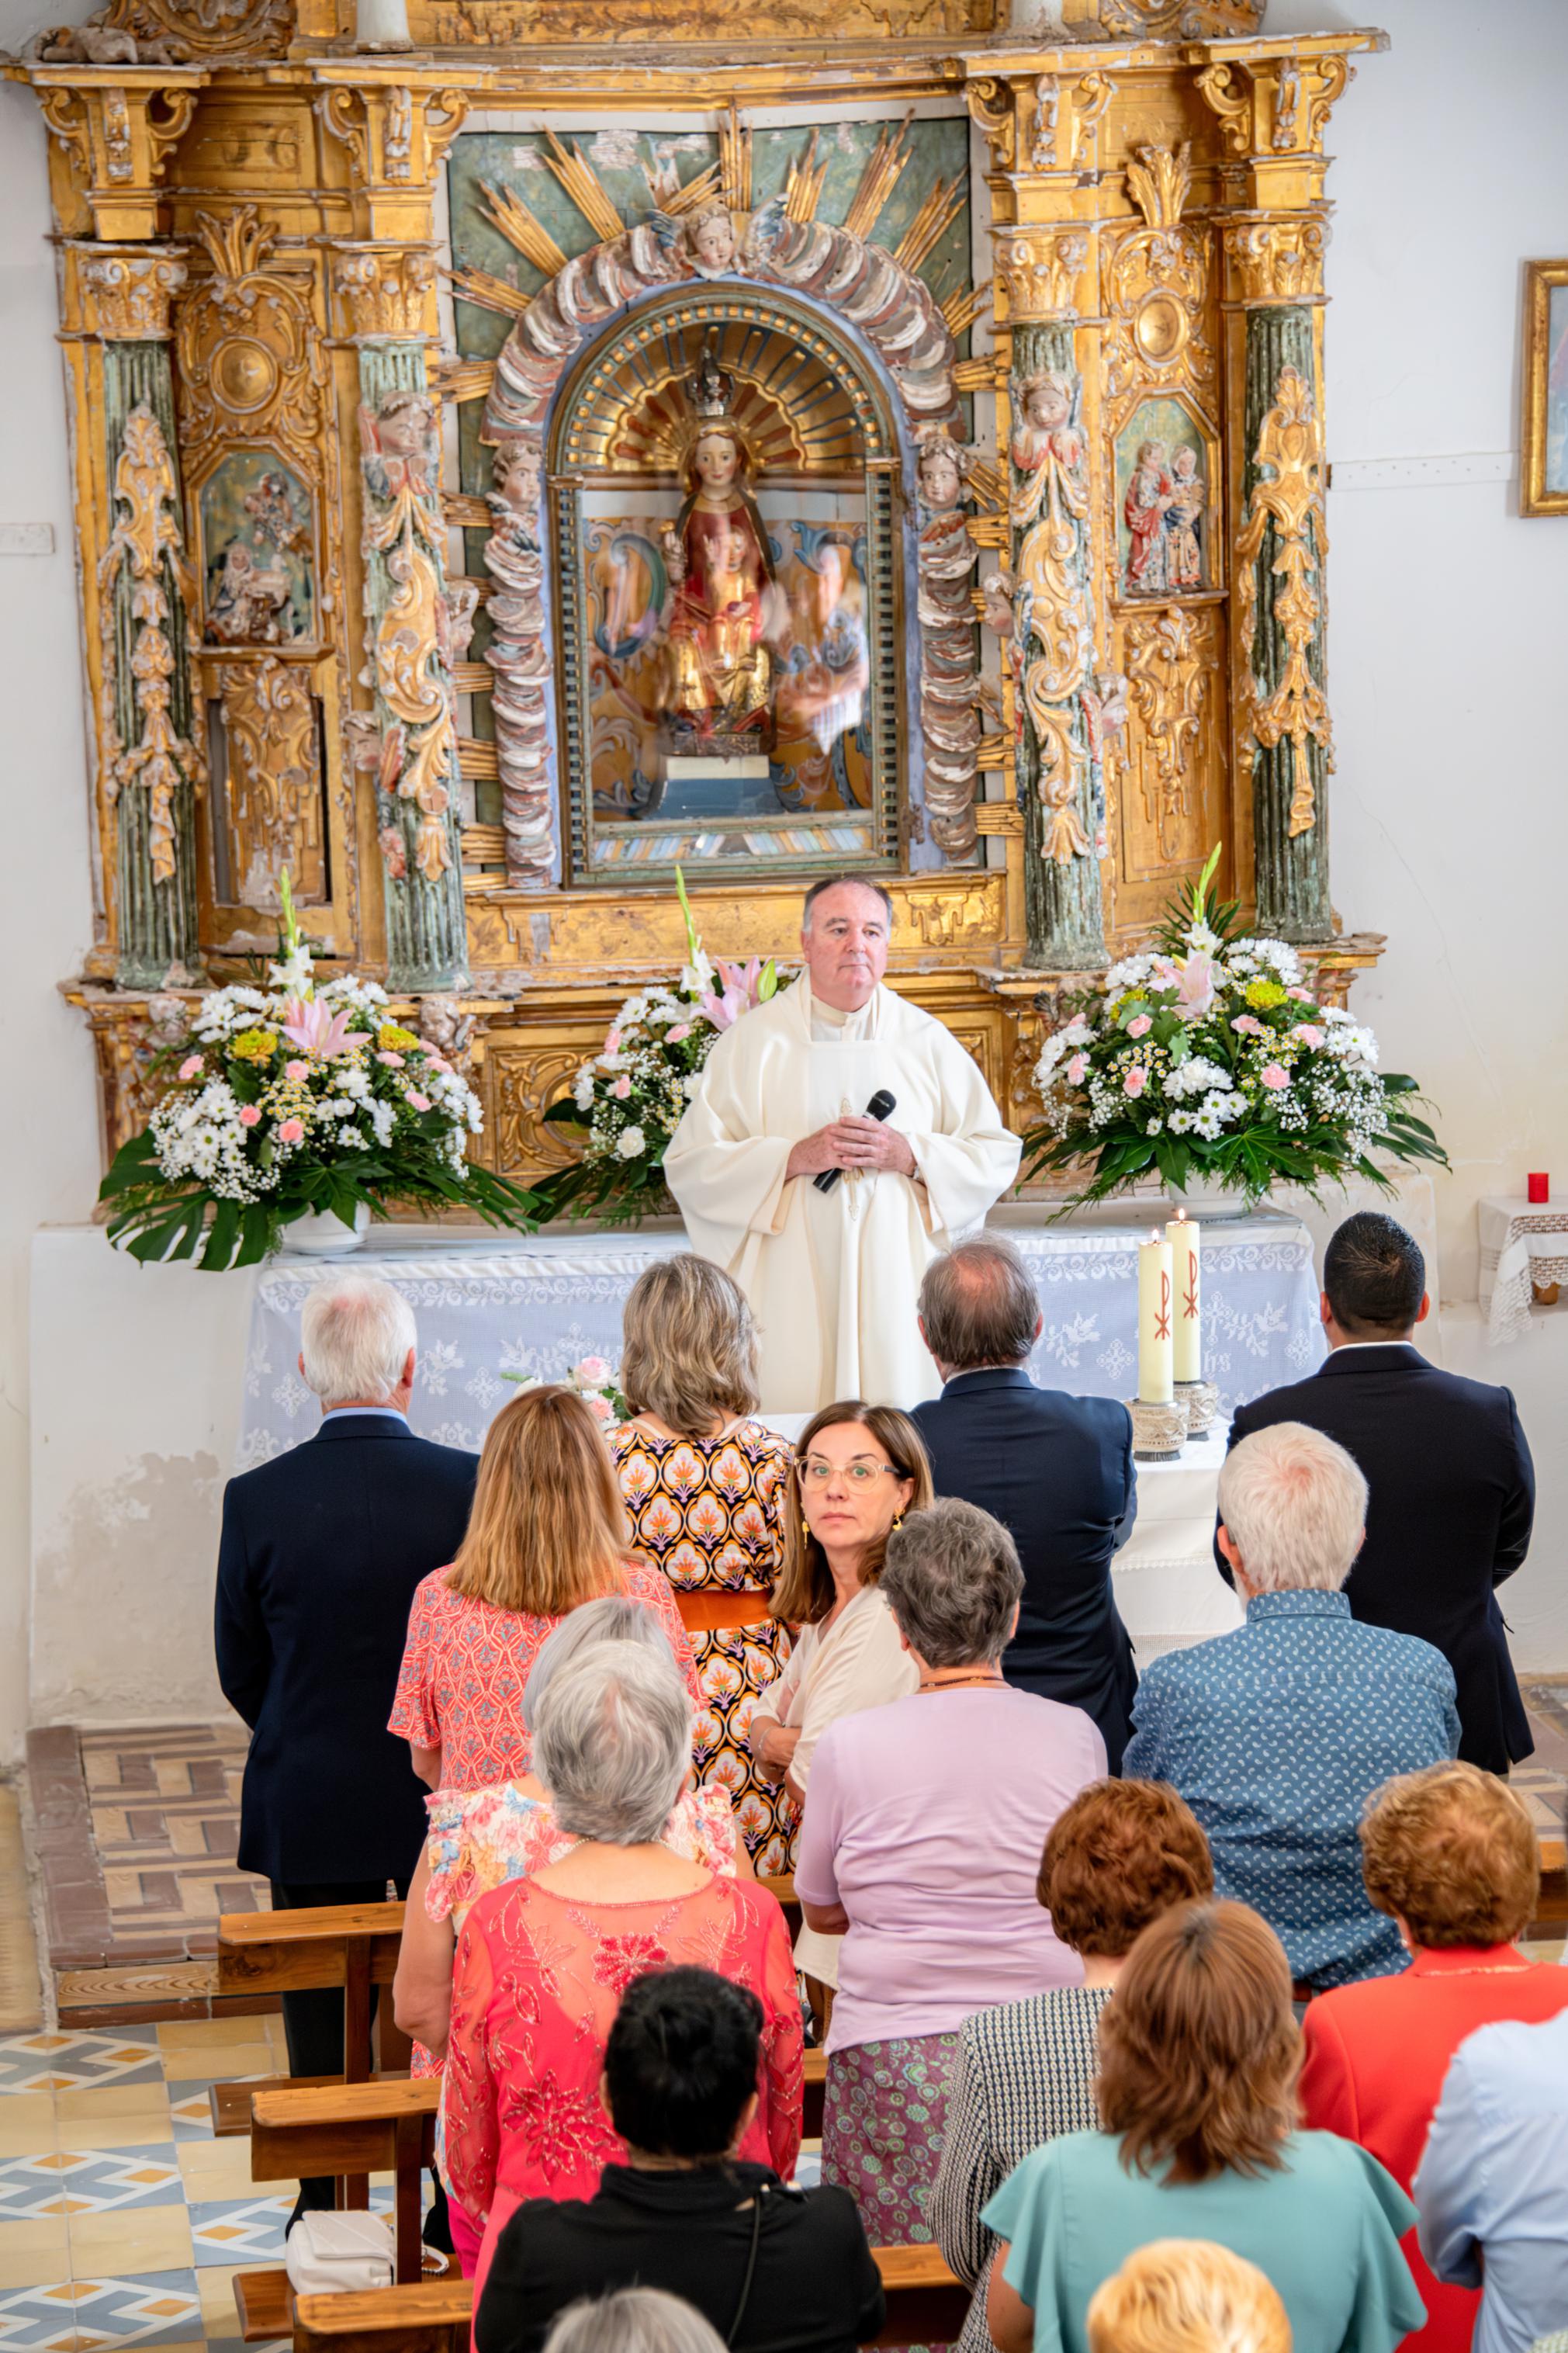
[1166,1208,1201,1383]
[1137,1231,1174,1404]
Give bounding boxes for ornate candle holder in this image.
[1175,1377,1220,1438]
[1126,1395,1187,1462]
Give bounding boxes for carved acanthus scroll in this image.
[99,406,204,889]
[358,387,461,885]
[213,657,320,908]
[1235,364,1331,840]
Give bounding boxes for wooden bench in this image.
[266,2240,968,2353]
[216,1903,411,2135]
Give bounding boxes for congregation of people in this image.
[213,1206,1566,2353]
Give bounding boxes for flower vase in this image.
[282,1204,372,1256]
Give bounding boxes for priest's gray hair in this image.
[880,1496,1023,1669]
[521,1596,677,1734]
[1217,1421,1369,1594]
[801,873,894,930]
[299,1275,416,1409]
[534,1641,691,1846]
[543,2291,726,2353]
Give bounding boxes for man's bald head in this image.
[800,876,893,1012]
[919,1238,1042,1373]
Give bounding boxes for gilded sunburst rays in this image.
[570,319,867,480]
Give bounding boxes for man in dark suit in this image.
[216,1274,477,2229]
[1217,1210,1535,1773]
[909,1236,1139,1767]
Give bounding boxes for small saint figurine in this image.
[1123,436,1174,594]
[1164,442,1206,591]
[659,339,777,752]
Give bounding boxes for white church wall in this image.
[1,0,1567,1751]
[0,45,103,1762]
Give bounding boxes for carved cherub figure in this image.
[979,569,1017,637]
[914,428,969,515]
[444,578,481,663]
[489,438,542,518]
[683,202,739,279]
[1010,367,1083,473]
[359,387,439,507]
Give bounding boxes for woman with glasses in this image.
[794,1497,1106,2266]
[747,1404,932,1916]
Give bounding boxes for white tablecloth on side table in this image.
[1479,1194,1568,1345]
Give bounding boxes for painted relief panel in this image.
[199,451,314,646]
[1114,398,1210,601]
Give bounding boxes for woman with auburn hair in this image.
[1086,2241,1291,2353]
[1300,1761,1568,2353]
[747,1401,932,1987]
[984,1902,1423,2353]
[611,1254,795,1874]
[389,1384,701,1791]
[933,1779,1213,2353]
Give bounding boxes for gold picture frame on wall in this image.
[1521,260,1568,517]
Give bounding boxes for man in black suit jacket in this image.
[909,1237,1139,1767]
[216,1274,477,2227]
[1217,1210,1535,1773]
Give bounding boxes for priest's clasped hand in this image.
[784,1116,917,1184]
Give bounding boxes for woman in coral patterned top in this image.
[389,1384,701,1792]
[441,1642,802,2295]
[611,1256,795,1873]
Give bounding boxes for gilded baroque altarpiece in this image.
[12,0,1390,1188]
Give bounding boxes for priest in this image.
[664,876,1022,1410]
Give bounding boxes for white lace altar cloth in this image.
[1478,1195,1568,1346]
[234,1209,1323,1472]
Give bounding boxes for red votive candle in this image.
[1528,1173,1549,1203]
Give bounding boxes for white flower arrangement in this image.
[1021,847,1447,1207]
[99,873,535,1269]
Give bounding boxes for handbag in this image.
[284,2212,395,2296]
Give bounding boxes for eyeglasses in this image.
[797,1457,903,1486]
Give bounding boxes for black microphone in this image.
[815,1089,898,1193]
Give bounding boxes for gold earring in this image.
[891,1512,905,1532]
[801,1516,811,1543]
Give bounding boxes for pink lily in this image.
[699,980,750,1031]
[1173,951,1216,1017]
[280,996,355,1061]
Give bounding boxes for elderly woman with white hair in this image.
[441,1641,802,2299]
[215,1273,476,2239]
[393,1596,749,2058]
[794,1496,1104,2261]
[1124,1420,1460,1993]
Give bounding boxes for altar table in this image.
[235,1210,1316,1648]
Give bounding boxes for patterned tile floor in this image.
[0,2015,408,2353]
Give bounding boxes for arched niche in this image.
[547,286,902,888]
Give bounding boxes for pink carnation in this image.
[178,1055,203,1080]
[377,1050,404,1069]
[1123,1066,1148,1098]
[583,1393,616,1423]
[1231,1014,1267,1038]
[278,1118,305,1144]
[285,1059,310,1083]
[666,1024,691,1044]
[1127,1014,1153,1039]
[1066,1052,1089,1085]
[1287,986,1314,1002]
[407,1090,431,1113]
[238,1105,261,1128]
[576,1356,611,1386]
[1291,1024,1325,1049]
[604,1027,621,1055]
[1259,1064,1290,1091]
[611,1075,632,1100]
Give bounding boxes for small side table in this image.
[1478,1195,1568,1344]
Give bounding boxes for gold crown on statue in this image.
[686,335,736,425]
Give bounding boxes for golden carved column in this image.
[977,64,1116,970]
[1192,36,1379,941]
[317,74,472,989]
[67,241,209,986]
[30,67,208,241]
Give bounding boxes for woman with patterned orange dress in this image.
[610,1254,797,1874]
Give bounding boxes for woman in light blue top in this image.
[983,1901,1424,2353]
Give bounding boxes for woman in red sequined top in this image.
[440,1641,802,2296]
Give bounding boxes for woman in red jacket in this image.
[1300,1760,1568,2353]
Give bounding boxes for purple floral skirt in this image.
[820,2030,960,2247]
